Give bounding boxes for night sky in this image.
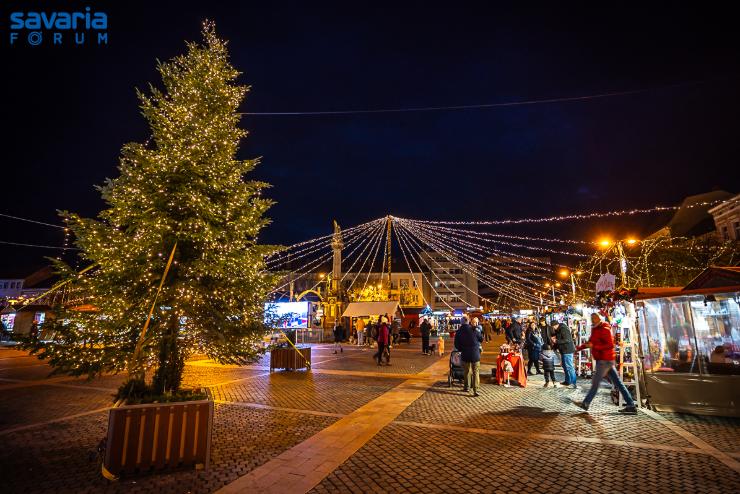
[1,2,739,276]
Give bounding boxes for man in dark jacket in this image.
[420,317,432,355]
[551,319,577,388]
[538,317,552,342]
[504,319,513,344]
[454,315,484,396]
[510,317,524,345]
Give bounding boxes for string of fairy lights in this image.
[2,195,738,312]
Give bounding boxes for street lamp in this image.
[595,237,640,287]
[559,269,584,302]
[544,282,559,305]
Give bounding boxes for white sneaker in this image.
[552,382,560,388]
[503,383,511,388]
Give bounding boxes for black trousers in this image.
[375,343,389,364]
[527,348,541,373]
[422,336,430,353]
[543,369,556,383]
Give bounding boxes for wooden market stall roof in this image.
[342,301,399,317]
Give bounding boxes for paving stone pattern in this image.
[0,403,336,494]
[312,347,442,375]
[311,423,740,494]
[397,373,695,448]
[0,384,112,431]
[661,412,740,453]
[181,364,268,388]
[209,371,406,414]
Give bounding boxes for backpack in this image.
[371,325,378,339]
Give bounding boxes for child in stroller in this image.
[448,350,465,387]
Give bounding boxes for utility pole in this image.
[385,216,392,294]
[331,220,343,293]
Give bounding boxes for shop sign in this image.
[595,273,616,293]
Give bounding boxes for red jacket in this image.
[377,323,390,345]
[578,322,615,361]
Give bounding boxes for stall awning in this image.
[342,301,399,317]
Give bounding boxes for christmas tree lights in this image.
[23,22,283,397]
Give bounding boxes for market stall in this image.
[635,271,740,417]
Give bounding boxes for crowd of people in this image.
[444,312,637,414]
[330,309,637,415]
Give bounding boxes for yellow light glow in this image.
[319,273,325,278]
[559,269,569,277]
[626,238,638,245]
[545,283,551,287]
[575,270,583,275]
[598,239,612,248]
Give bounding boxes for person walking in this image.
[493,318,502,335]
[575,312,637,414]
[355,318,365,346]
[453,315,484,396]
[391,318,401,345]
[504,318,513,344]
[333,321,344,354]
[374,317,391,366]
[525,321,543,375]
[510,317,524,346]
[551,319,577,388]
[539,342,559,387]
[420,317,432,355]
[482,318,493,342]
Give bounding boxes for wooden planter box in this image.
[270,346,311,371]
[103,399,214,478]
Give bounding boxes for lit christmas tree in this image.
[25,22,280,399]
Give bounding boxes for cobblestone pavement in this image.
[310,422,740,494]
[660,412,740,453]
[0,384,112,431]
[0,403,336,494]
[396,373,695,448]
[2,338,740,494]
[209,371,406,414]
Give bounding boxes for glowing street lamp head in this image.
[545,282,551,287]
[319,273,325,279]
[575,270,584,276]
[559,269,570,277]
[555,282,562,288]
[598,239,612,248]
[626,238,639,246]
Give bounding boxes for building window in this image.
[1,313,15,331]
[734,221,740,239]
[721,226,729,240]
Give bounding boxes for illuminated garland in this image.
[394,225,455,310]
[342,223,383,292]
[397,222,540,307]
[401,219,570,280]
[397,221,541,306]
[402,198,736,225]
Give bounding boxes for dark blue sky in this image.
[1,2,738,274]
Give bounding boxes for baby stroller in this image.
[448,350,465,387]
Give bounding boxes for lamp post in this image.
[597,238,639,287]
[559,269,584,303]
[544,282,560,305]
